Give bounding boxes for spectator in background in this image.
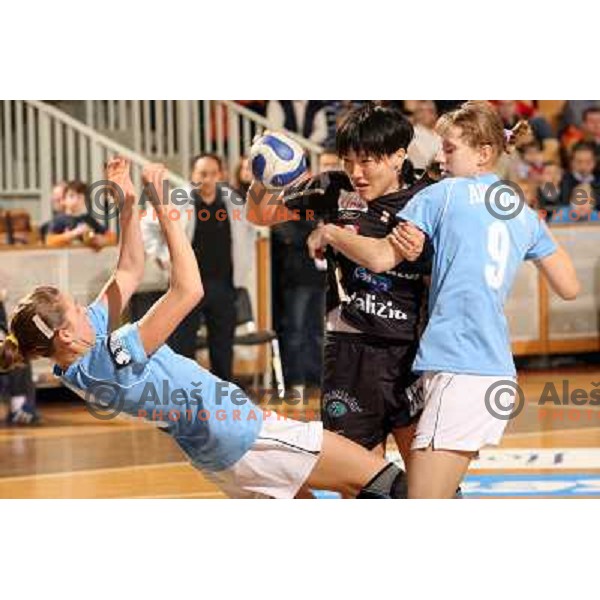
[561,107,600,170]
[140,154,257,381]
[552,183,600,223]
[271,220,326,394]
[45,181,113,251]
[560,142,600,205]
[517,179,540,210]
[581,108,600,169]
[0,291,39,425]
[266,101,327,144]
[559,100,600,133]
[318,148,341,173]
[49,182,66,215]
[40,182,67,242]
[537,162,563,215]
[303,101,366,149]
[509,140,545,183]
[495,100,558,161]
[231,155,252,197]
[407,101,442,171]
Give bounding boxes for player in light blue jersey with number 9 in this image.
[393,101,581,497]
[312,101,581,498]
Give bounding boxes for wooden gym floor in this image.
[1,365,599,499]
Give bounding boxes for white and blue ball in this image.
[250,132,307,188]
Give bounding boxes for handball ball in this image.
[250,132,307,188]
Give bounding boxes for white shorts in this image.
[412,372,517,453]
[204,412,324,499]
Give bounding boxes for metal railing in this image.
[84,100,323,178]
[0,100,187,223]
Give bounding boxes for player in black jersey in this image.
[246,104,429,467]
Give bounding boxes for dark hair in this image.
[571,141,596,157]
[64,180,87,197]
[190,153,223,172]
[336,103,414,160]
[518,139,542,156]
[0,286,65,371]
[320,145,338,156]
[583,107,600,122]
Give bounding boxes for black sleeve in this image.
[84,215,107,234]
[283,170,354,222]
[414,238,433,275]
[47,216,69,234]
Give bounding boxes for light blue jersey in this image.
[398,173,557,377]
[54,301,263,471]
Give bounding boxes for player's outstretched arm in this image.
[137,164,204,356]
[245,180,297,226]
[95,156,145,330]
[535,242,580,300]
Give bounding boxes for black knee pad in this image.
[357,463,408,499]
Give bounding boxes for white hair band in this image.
[32,314,54,339]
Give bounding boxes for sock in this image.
[357,463,408,499]
[10,395,26,413]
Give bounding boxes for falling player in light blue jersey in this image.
[308,101,580,498]
[0,157,410,499]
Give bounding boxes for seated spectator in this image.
[551,183,600,223]
[231,155,252,197]
[561,107,600,171]
[50,182,67,215]
[6,210,34,245]
[495,100,558,162]
[0,291,39,425]
[560,142,600,205]
[559,100,600,133]
[318,148,341,173]
[40,182,67,242]
[509,140,545,183]
[408,100,442,171]
[45,181,114,251]
[518,180,540,210]
[537,161,563,213]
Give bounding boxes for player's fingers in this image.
[390,232,417,259]
[396,225,422,248]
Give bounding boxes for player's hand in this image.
[282,170,354,221]
[105,156,136,206]
[142,163,169,217]
[307,223,330,260]
[389,222,425,262]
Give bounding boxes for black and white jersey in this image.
[285,171,433,341]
